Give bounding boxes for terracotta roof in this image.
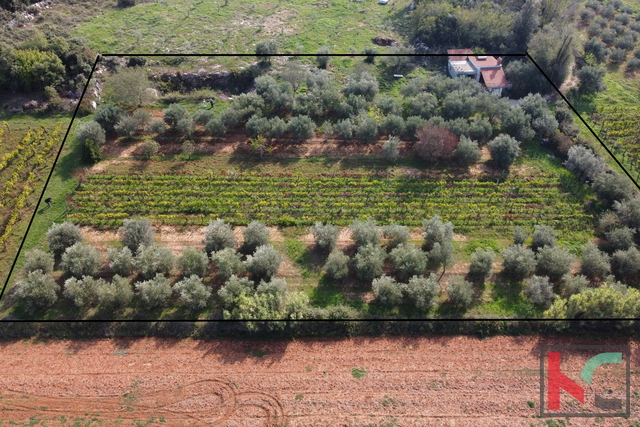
[468,55,501,68]
[481,68,509,88]
[447,49,473,61]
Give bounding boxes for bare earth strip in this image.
[0,336,637,426]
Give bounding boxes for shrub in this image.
[255,39,278,62]
[119,217,155,253]
[404,274,439,312]
[487,134,521,169]
[12,49,65,92]
[389,243,427,282]
[324,250,350,281]
[132,109,151,127]
[244,245,283,281]
[560,274,589,298]
[544,283,640,319]
[446,276,473,309]
[218,275,255,309]
[203,219,236,254]
[141,139,160,159]
[94,104,125,135]
[407,92,438,119]
[114,116,138,139]
[610,247,640,281]
[403,116,427,140]
[362,46,378,64]
[107,247,136,276]
[580,242,611,279]
[453,136,481,165]
[604,227,636,252]
[287,115,316,141]
[178,247,209,277]
[536,246,575,281]
[513,226,528,245]
[613,195,640,230]
[75,121,106,147]
[47,221,83,258]
[578,65,607,94]
[353,244,386,281]
[95,275,133,309]
[256,277,288,297]
[163,103,189,128]
[60,243,101,278]
[565,145,606,182]
[146,119,166,135]
[381,136,400,163]
[63,276,102,308]
[211,247,244,281]
[501,106,535,142]
[242,221,270,253]
[135,273,172,308]
[380,115,405,137]
[414,123,458,162]
[531,224,557,252]
[23,248,54,275]
[524,275,555,307]
[82,138,103,165]
[372,275,403,306]
[355,116,378,144]
[173,275,211,310]
[382,223,410,250]
[316,46,331,68]
[193,109,215,125]
[14,270,59,313]
[334,119,353,140]
[592,172,635,207]
[310,222,339,252]
[501,244,536,281]
[350,218,380,248]
[469,248,495,281]
[135,244,175,279]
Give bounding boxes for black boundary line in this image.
[526,52,640,191]
[2,53,639,323]
[101,53,529,57]
[0,55,102,303]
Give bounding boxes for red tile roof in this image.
[468,55,501,67]
[447,49,473,61]
[481,68,509,88]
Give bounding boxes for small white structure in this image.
[447,49,511,95]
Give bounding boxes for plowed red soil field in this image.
[0,335,637,427]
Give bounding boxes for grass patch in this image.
[351,366,367,379]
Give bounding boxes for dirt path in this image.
[0,336,636,426]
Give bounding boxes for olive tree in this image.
[382,136,400,163]
[14,270,59,314]
[47,221,83,257]
[487,134,521,169]
[389,243,427,282]
[372,275,403,306]
[580,242,611,280]
[324,250,350,281]
[610,247,640,282]
[560,274,589,299]
[244,245,283,281]
[211,247,244,281]
[531,224,557,252]
[382,223,410,249]
[107,247,136,276]
[524,275,555,307]
[75,121,106,147]
[446,276,474,309]
[60,243,102,278]
[310,222,339,252]
[23,248,54,275]
[469,248,495,281]
[218,275,255,309]
[453,136,481,165]
[173,275,211,310]
[96,275,133,309]
[255,39,278,63]
[63,276,102,308]
[203,219,237,254]
[242,221,270,253]
[178,247,209,277]
[118,217,155,253]
[501,244,536,281]
[135,244,175,279]
[403,274,440,312]
[536,246,575,281]
[565,145,606,183]
[353,244,386,281]
[350,218,380,248]
[135,273,172,308]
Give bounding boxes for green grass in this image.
[351,366,367,379]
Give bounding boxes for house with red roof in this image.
[447,49,511,95]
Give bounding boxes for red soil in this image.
[0,335,637,426]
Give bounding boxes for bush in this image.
[141,139,160,159]
[245,115,270,139]
[469,248,495,281]
[118,0,136,8]
[355,116,378,144]
[350,218,380,248]
[107,247,136,276]
[60,243,101,278]
[613,195,640,230]
[242,221,270,253]
[324,250,349,281]
[363,46,378,64]
[453,136,481,165]
[380,115,405,137]
[114,116,138,139]
[146,119,166,135]
[376,96,402,116]
[23,248,54,275]
[12,49,65,92]
[353,244,386,281]
[244,245,283,281]
[63,276,102,308]
[446,276,473,309]
[287,115,316,141]
[501,107,535,142]
[389,243,427,282]
[193,109,215,125]
[135,244,175,279]
[382,223,410,249]
[173,275,211,310]
[414,123,458,162]
[560,274,589,298]
[203,219,236,254]
[403,116,427,140]
[135,273,172,309]
[524,275,555,308]
[604,227,636,252]
[513,226,528,245]
[204,117,226,137]
[487,134,521,169]
[580,242,611,279]
[178,247,209,277]
[565,145,606,183]
[211,247,244,281]
[578,65,607,94]
[76,121,106,147]
[317,46,331,68]
[334,119,353,140]
[118,217,155,253]
[501,244,536,281]
[544,283,640,319]
[531,224,557,252]
[163,103,190,128]
[536,246,575,281]
[256,277,288,297]
[255,39,278,62]
[47,221,83,258]
[372,275,403,306]
[14,270,59,314]
[218,275,255,309]
[407,92,438,119]
[95,275,133,309]
[610,247,640,281]
[404,274,439,312]
[381,136,400,163]
[94,104,125,135]
[82,138,103,165]
[310,222,339,252]
[592,172,635,207]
